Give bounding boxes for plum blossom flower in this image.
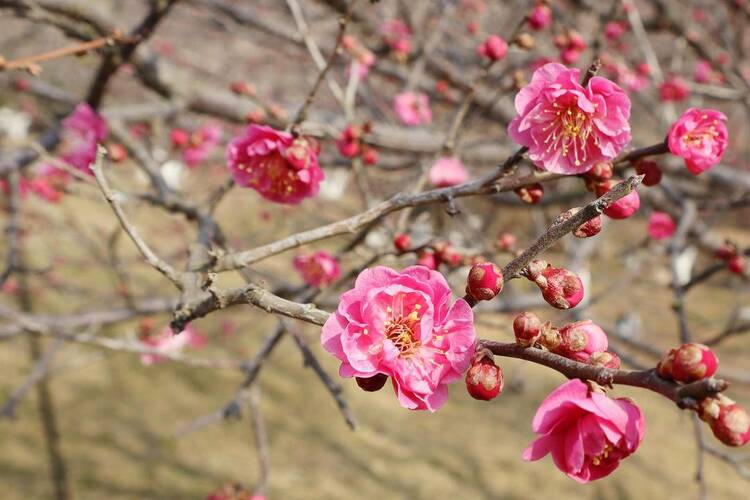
[667,108,728,175]
[227,124,324,204]
[51,103,108,176]
[428,156,469,187]
[508,63,631,174]
[394,91,432,126]
[181,123,222,167]
[140,326,204,365]
[523,379,646,483]
[647,212,676,240]
[321,266,476,411]
[659,76,690,102]
[293,251,341,287]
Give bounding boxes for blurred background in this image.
[1,0,749,498]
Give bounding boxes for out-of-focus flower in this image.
[667,108,728,175]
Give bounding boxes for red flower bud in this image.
[496,231,517,252]
[465,262,504,301]
[434,242,462,268]
[573,216,602,238]
[671,343,718,383]
[477,35,508,61]
[527,262,584,309]
[465,351,503,401]
[513,312,542,347]
[588,351,621,369]
[555,320,609,362]
[361,146,378,165]
[108,143,128,163]
[728,255,746,276]
[715,243,738,261]
[393,233,411,253]
[170,128,190,149]
[634,159,663,186]
[585,161,614,182]
[356,373,388,392]
[514,183,544,204]
[596,179,640,219]
[416,251,438,270]
[230,81,256,97]
[699,395,750,447]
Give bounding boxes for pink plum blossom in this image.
[181,123,222,167]
[53,103,108,176]
[555,320,609,362]
[321,266,477,411]
[528,4,552,30]
[394,91,432,126]
[428,156,469,187]
[140,326,204,365]
[508,63,631,174]
[523,379,646,483]
[227,124,324,204]
[667,108,728,175]
[293,251,341,287]
[647,212,676,240]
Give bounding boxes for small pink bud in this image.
[528,263,584,309]
[527,4,552,30]
[465,351,503,401]
[356,373,388,392]
[496,232,517,252]
[555,320,609,362]
[647,212,676,241]
[573,216,602,238]
[170,128,190,149]
[466,21,479,35]
[560,47,581,64]
[699,395,750,447]
[671,343,718,383]
[567,31,586,51]
[466,262,504,301]
[514,183,544,204]
[585,161,614,182]
[230,81,256,97]
[416,251,438,270]
[588,351,621,369]
[513,312,542,347]
[477,35,508,61]
[728,255,746,275]
[596,179,640,219]
[393,233,411,253]
[108,143,128,163]
[434,242,463,268]
[361,146,378,165]
[634,159,663,186]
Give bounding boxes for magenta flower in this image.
[523,379,646,483]
[394,91,432,126]
[227,124,324,204]
[321,266,477,411]
[428,156,469,187]
[182,123,222,167]
[293,251,341,287]
[508,63,631,174]
[56,103,108,176]
[667,108,728,175]
[647,212,676,240]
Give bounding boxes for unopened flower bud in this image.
[496,231,517,252]
[524,259,549,282]
[555,320,609,362]
[435,242,463,268]
[465,350,503,401]
[699,395,750,447]
[574,216,602,238]
[356,373,388,392]
[513,312,542,347]
[170,128,190,149]
[393,233,411,253]
[529,263,584,309]
[361,146,378,166]
[466,262,504,301]
[596,179,640,219]
[477,35,508,61]
[416,251,438,270]
[728,255,746,276]
[588,351,621,369]
[108,143,128,163]
[634,159,663,186]
[527,4,552,30]
[515,183,544,204]
[671,343,718,383]
[538,322,562,350]
[585,161,614,182]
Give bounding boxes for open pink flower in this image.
[140,326,203,365]
[428,156,469,187]
[647,212,676,240]
[227,124,324,204]
[667,108,728,175]
[181,123,222,167]
[508,63,631,174]
[293,251,341,287]
[523,379,646,483]
[394,91,432,126]
[321,266,476,411]
[54,103,108,176]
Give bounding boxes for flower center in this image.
[682,116,720,148]
[590,443,614,466]
[385,303,421,357]
[543,104,596,167]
